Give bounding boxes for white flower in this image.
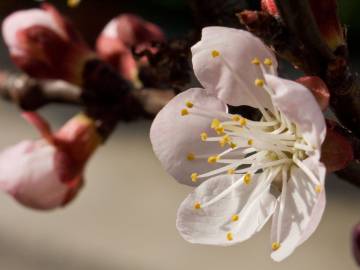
[150,27,326,261]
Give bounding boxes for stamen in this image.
[239,118,247,127]
[194,202,201,209]
[231,115,241,122]
[215,126,225,135]
[201,132,208,141]
[231,214,239,222]
[191,173,199,183]
[180,109,189,116]
[255,79,265,87]
[227,168,236,175]
[247,139,253,146]
[226,232,233,241]
[272,242,281,251]
[185,101,194,108]
[264,58,273,66]
[243,173,252,185]
[211,119,221,129]
[315,185,322,193]
[211,50,220,58]
[251,57,260,65]
[208,155,220,164]
[187,153,195,161]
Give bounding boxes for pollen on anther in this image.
[239,118,247,127]
[185,101,194,108]
[211,50,220,58]
[272,242,281,251]
[232,115,241,122]
[264,58,273,66]
[227,168,235,175]
[247,139,253,146]
[215,126,225,135]
[230,142,237,149]
[201,132,208,141]
[251,57,260,65]
[315,185,322,193]
[191,173,198,183]
[208,155,219,164]
[194,202,201,209]
[187,153,195,161]
[211,119,221,129]
[255,79,265,87]
[181,109,189,116]
[226,232,233,241]
[231,214,239,222]
[243,173,251,185]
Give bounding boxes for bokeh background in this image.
[0,1,359,269]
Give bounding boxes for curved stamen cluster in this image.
[179,53,323,248]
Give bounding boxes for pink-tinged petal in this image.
[2,8,66,55]
[270,165,326,262]
[150,88,227,186]
[265,74,326,148]
[176,172,277,246]
[22,112,53,142]
[191,27,277,108]
[0,140,71,210]
[296,76,330,111]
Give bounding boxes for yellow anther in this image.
[264,58,273,66]
[211,118,221,129]
[191,173,199,183]
[219,135,231,147]
[186,101,194,108]
[230,142,237,149]
[315,185,322,193]
[272,242,281,251]
[227,168,235,175]
[243,173,252,185]
[187,153,195,161]
[231,214,239,222]
[215,126,225,135]
[194,202,202,209]
[181,109,189,116]
[226,232,233,241]
[239,118,247,127]
[231,114,241,122]
[201,132,208,141]
[247,139,253,146]
[255,79,265,87]
[208,155,219,164]
[251,57,260,65]
[211,50,220,58]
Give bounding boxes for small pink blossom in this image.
[150,27,326,261]
[0,112,100,210]
[2,4,94,85]
[96,14,165,85]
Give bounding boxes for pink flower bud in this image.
[261,0,279,17]
[0,112,100,210]
[96,14,165,84]
[296,76,330,111]
[353,223,360,266]
[2,4,95,85]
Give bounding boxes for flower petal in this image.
[270,165,326,262]
[265,74,326,148]
[176,172,277,246]
[191,27,277,107]
[0,140,70,210]
[150,88,228,186]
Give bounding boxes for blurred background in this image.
[0,0,359,269]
